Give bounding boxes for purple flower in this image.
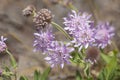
[33,27,55,53]
[94,22,114,48]
[0,36,7,53]
[45,41,74,68]
[63,10,95,51]
[63,10,93,34]
[71,27,95,51]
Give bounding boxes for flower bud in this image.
[85,47,100,64]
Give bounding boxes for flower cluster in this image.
[33,26,55,53]
[0,36,7,53]
[45,41,74,68]
[63,10,114,50]
[33,28,74,68]
[30,5,115,68]
[33,8,74,68]
[94,22,115,48]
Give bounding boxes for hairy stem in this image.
[51,22,72,40]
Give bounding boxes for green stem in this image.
[68,3,78,12]
[14,69,17,80]
[6,49,17,68]
[51,22,72,40]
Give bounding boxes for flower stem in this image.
[51,21,72,40]
[68,3,78,12]
[6,49,17,68]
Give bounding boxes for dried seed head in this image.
[22,5,36,17]
[85,47,100,64]
[33,9,53,28]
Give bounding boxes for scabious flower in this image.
[45,41,74,68]
[94,22,114,48]
[0,36,7,53]
[63,10,95,51]
[71,27,95,51]
[63,10,92,34]
[33,26,55,53]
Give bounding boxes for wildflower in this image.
[63,10,92,34]
[0,36,7,53]
[94,22,114,48]
[71,27,95,51]
[63,10,94,51]
[45,41,74,68]
[33,26,54,53]
[33,9,53,28]
[85,47,100,64]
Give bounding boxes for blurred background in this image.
[0,0,120,80]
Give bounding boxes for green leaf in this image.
[19,76,28,80]
[98,54,117,80]
[34,70,41,80]
[98,68,107,80]
[4,66,11,72]
[100,53,111,63]
[6,49,17,68]
[40,67,51,80]
[106,57,117,80]
[76,70,82,80]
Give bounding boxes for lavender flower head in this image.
[72,26,95,51]
[0,36,7,53]
[94,22,114,48]
[63,10,95,51]
[63,10,92,34]
[45,41,74,68]
[33,26,54,53]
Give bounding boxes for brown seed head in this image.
[33,9,52,28]
[22,5,36,17]
[85,47,100,64]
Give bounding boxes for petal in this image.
[44,57,51,60]
[60,63,64,69]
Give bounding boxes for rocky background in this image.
[0,0,120,80]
